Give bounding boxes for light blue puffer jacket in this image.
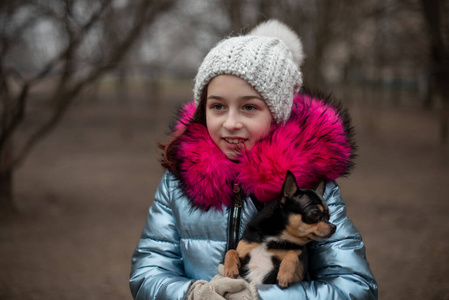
[129,170,378,299]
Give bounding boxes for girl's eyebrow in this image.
[206,95,224,101]
[207,95,263,101]
[241,95,263,101]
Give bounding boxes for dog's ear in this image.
[281,171,299,204]
[315,180,326,196]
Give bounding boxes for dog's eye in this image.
[309,211,321,221]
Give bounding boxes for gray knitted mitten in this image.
[186,265,258,300]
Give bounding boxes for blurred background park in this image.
[0,0,448,299]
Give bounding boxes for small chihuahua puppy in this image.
[224,170,336,288]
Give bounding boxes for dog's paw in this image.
[224,250,241,279]
[277,271,294,289]
[224,264,240,279]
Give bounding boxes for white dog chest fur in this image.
[244,245,275,284]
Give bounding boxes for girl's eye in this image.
[211,104,225,111]
[243,105,257,111]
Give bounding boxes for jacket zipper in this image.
[227,183,242,251]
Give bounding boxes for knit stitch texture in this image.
[193,20,303,123]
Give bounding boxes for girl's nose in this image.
[223,111,243,131]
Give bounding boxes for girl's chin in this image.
[224,151,240,160]
[218,141,253,159]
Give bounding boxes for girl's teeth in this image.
[226,139,243,144]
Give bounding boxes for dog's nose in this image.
[329,223,337,234]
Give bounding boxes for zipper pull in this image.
[233,183,242,207]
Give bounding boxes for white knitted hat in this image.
[193,19,304,123]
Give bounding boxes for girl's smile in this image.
[223,137,247,144]
[206,75,273,159]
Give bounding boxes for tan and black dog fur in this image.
[224,170,336,288]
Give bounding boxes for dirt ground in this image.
[0,87,448,300]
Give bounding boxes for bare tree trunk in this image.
[442,99,449,145]
[421,72,433,109]
[116,66,129,102]
[116,66,133,140]
[0,66,17,214]
[256,0,275,23]
[0,140,15,215]
[303,0,336,89]
[420,0,449,145]
[220,0,244,34]
[0,172,15,215]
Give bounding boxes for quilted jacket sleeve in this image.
[257,181,378,299]
[129,172,192,300]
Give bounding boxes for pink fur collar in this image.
[171,92,355,210]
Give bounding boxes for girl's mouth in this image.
[223,138,246,144]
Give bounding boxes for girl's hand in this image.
[186,265,258,300]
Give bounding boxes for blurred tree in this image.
[219,0,245,34]
[0,0,177,214]
[420,0,449,144]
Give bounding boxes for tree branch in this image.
[29,0,112,84]
[9,0,177,170]
[0,68,29,152]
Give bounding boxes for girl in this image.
[130,20,377,299]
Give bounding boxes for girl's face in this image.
[206,75,273,159]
